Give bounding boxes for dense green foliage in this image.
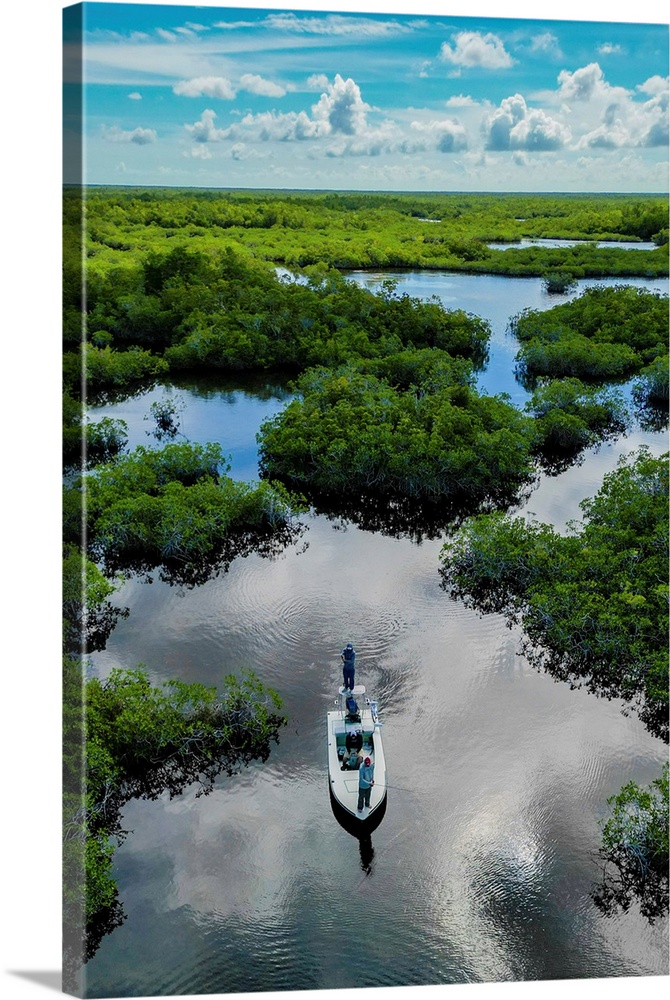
[63,392,129,468]
[64,189,667,399]
[258,353,536,518]
[67,238,491,399]
[63,659,286,980]
[258,353,638,518]
[633,356,670,430]
[64,441,306,585]
[77,187,668,276]
[593,763,669,922]
[525,379,630,472]
[62,546,128,654]
[439,448,669,741]
[543,273,578,295]
[511,285,668,382]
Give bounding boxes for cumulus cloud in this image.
[411,118,468,152]
[174,73,286,100]
[242,109,323,141]
[512,109,571,150]
[484,94,570,151]
[566,68,669,150]
[101,125,157,145]
[630,89,668,148]
[202,74,370,143]
[445,95,478,108]
[642,119,669,147]
[557,62,610,102]
[174,76,236,99]
[184,109,227,143]
[306,74,330,91]
[128,92,142,100]
[311,74,370,135]
[578,121,631,149]
[184,75,468,160]
[638,75,669,97]
[239,74,286,98]
[185,107,319,144]
[439,32,514,70]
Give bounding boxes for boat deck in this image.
[327,686,386,820]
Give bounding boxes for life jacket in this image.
[342,645,355,662]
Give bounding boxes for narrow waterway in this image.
[84,270,668,997]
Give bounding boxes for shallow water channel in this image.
[85,271,668,996]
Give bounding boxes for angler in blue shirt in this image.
[341,642,356,691]
[357,756,375,812]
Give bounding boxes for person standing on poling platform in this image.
[341,642,356,691]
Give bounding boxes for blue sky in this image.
[64,1,669,190]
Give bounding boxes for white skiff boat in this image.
[327,685,387,822]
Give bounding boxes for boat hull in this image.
[329,783,387,836]
[327,687,386,822]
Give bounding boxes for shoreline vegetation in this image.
[63,188,669,982]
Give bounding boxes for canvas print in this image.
[62,1,669,997]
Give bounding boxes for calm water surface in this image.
[85,271,668,997]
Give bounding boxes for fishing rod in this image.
[374,782,414,793]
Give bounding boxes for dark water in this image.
[85,271,668,997]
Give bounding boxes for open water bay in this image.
[85,271,668,996]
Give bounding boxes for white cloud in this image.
[128,92,142,101]
[445,95,478,108]
[638,75,669,97]
[188,144,212,160]
[230,143,259,161]
[156,28,179,43]
[184,109,227,143]
[101,125,157,145]
[306,74,330,91]
[557,62,611,102]
[325,122,402,158]
[263,13,412,38]
[241,109,323,141]
[174,76,236,99]
[563,67,669,150]
[411,118,468,152]
[578,120,631,149]
[311,74,370,135]
[212,20,256,31]
[239,74,286,98]
[439,32,515,70]
[529,32,562,57]
[484,94,570,151]
[175,73,286,100]
[598,43,623,56]
[204,74,370,143]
